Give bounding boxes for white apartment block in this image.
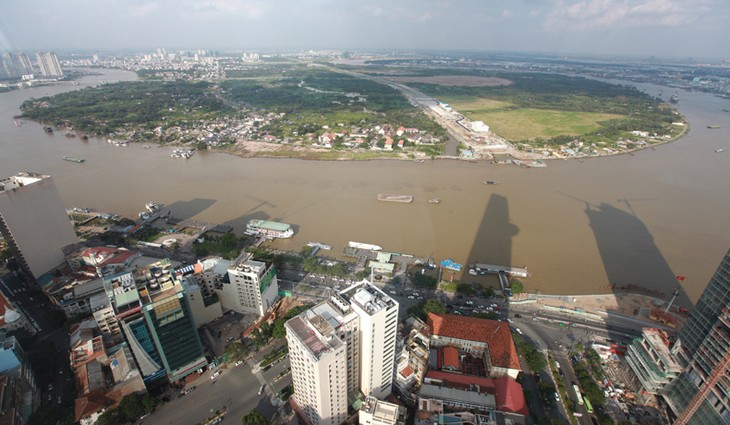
[226,253,279,316]
[286,311,349,425]
[340,282,399,399]
[0,172,78,279]
[286,281,399,425]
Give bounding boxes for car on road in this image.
[515,328,523,335]
[226,336,234,343]
[234,360,244,367]
[554,392,560,402]
[211,370,221,380]
[258,384,266,395]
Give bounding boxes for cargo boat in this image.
[377,194,413,203]
[62,156,85,163]
[348,241,382,251]
[245,220,294,239]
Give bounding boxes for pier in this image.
[468,263,529,278]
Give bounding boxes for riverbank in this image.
[517,292,687,329]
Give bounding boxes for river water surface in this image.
[1,69,729,307]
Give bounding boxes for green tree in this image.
[355,270,369,280]
[300,246,314,257]
[224,342,250,362]
[510,280,524,295]
[456,283,475,296]
[423,299,445,316]
[118,393,145,421]
[142,393,158,414]
[242,410,269,425]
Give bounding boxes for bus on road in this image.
[573,384,584,406]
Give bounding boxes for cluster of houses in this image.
[313,124,439,151]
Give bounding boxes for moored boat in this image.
[483,180,499,185]
[62,156,85,163]
[348,241,382,251]
[428,197,441,204]
[377,194,413,203]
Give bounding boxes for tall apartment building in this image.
[286,282,399,425]
[101,259,206,385]
[225,252,279,316]
[0,173,78,280]
[35,52,63,77]
[662,248,730,424]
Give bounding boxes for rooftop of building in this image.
[0,290,21,327]
[286,314,344,361]
[419,383,496,410]
[423,370,528,416]
[200,257,231,275]
[360,396,405,424]
[640,328,682,370]
[427,313,520,370]
[339,281,396,316]
[0,171,48,192]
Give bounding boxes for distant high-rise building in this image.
[102,259,207,385]
[14,53,33,75]
[35,52,63,77]
[286,281,399,425]
[225,252,279,316]
[0,172,78,279]
[662,248,730,424]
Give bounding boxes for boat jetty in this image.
[377,194,414,203]
[62,156,85,163]
[307,242,332,250]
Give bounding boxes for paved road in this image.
[147,363,275,425]
[1,271,71,409]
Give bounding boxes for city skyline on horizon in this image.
[1,0,729,61]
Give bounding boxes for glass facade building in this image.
[663,249,730,424]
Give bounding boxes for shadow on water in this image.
[468,193,519,268]
[164,198,216,221]
[224,211,271,235]
[583,199,692,343]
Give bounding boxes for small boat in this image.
[62,156,85,163]
[716,148,726,153]
[483,180,499,185]
[43,126,53,133]
[413,159,424,163]
[670,94,679,104]
[79,134,89,140]
[145,202,159,212]
[138,212,151,220]
[65,132,76,138]
[428,197,441,204]
[377,194,414,203]
[707,125,721,129]
[722,109,728,112]
[307,242,332,250]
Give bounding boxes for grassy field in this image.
[440,96,624,140]
[405,71,683,146]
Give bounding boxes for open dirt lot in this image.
[386,75,513,87]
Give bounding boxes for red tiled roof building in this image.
[427,312,521,378]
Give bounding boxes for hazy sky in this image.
[1,0,729,59]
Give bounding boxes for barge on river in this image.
[245,220,294,239]
[377,194,413,203]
